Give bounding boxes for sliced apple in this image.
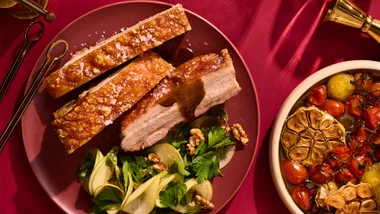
[219,145,236,169]
[147,143,184,170]
[89,148,118,196]
[122,172,167,214]
[172,179,213,213]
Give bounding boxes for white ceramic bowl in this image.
[269,60,380,213]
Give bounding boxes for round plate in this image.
[21,1,260,213]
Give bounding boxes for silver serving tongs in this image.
[0,39,68,153]
[0,20,44,102]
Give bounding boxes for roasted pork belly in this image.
[120,49,241,151]
[43,4,191,98]
[52,52,174,154]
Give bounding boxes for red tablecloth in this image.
[2,0,380,213]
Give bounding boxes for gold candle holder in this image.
[325,0,380,43]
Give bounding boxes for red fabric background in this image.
[1,0,380,213]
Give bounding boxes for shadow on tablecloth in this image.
[269,0,380,82]
[7,83,63,213]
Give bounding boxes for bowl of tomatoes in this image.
[270,60,380,214]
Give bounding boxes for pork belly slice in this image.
[43,4,191,98]
[52,52,174,154]
[120,49,241,151]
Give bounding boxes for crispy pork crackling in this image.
[43,4,191,98]
[52,51,174,154]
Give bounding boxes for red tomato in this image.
[281,160,308,185]
[370,82,380,97]
[326,147,352,170]
[348,127,370,155]
[353,72,373,92]
[347,155,372,178]
[346,95,363,118]
[306,85,327,107]
[364,107,380,129]
[323,99,345,117]
[290,186,312,211]
[308,163,334,184]
[334,168,358,186]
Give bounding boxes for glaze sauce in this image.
[159,79,205,121]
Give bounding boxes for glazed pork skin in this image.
[120,49,241,151]
[43,4,191,98]
[52,52,174,154]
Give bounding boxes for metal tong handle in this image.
[14,0,56,22]
[0,40,68,153]
[0,20,44,103]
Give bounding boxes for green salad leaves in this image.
[77,105,242,214]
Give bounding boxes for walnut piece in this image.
[195,194,214,209]
[148,153,161,164]
[231,124,249,145]
[152,162,166,172]
[187,128,205,155]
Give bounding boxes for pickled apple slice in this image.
[281,106,346,166]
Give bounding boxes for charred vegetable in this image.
[281,106,346,166]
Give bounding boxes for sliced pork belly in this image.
[120,49,241,151]
[43,4,191,98]
[52,52,174,154]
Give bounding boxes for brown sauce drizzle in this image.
[159,79,205,121]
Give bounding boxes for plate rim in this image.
[21,1,261,213]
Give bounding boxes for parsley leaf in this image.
[92,186,122,211]
[105,147,118,170]
[192,151,220,184]
[211,137,236,149]
[172,139,188,148]
[194,141,208,156]
[77,161,94,179]
[76,148,98,179]
[121,161,131,190]
[170,160,190,176]
[207,127,225,147]
[159,182,187,209]
[119,155,152,184]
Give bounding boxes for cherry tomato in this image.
[281,160,308,185]
[334,168,357,186]
[347,155,372,178]
[326,147,352,170]
[306,85,327,107]
[346,95,363,118]
[323,99,345,117]
[370,82,380,97]
[308,163,334,184]
[348,127,370,155]
[364,107,380,129]
[290,186,312,211]
[353,72,372,92]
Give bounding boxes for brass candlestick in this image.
[325,0,380,43]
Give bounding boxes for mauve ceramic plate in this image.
[21,1,259,213]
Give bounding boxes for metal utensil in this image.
[325,0,380,44]
[15,0,56,22]
[0,39,68,153]
[0,20,44,103]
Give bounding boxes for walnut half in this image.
[231,124,249,145]
[195,194,214,209]
[187,128,205,155]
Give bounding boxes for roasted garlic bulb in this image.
[281,106,346,166]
